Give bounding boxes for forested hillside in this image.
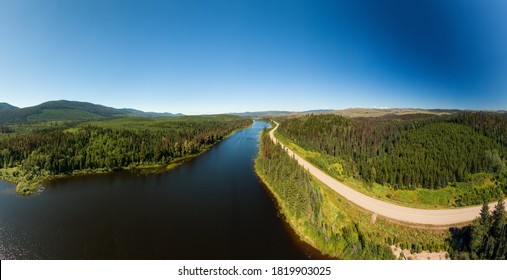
[0,115,250,194]
[255,129,448,259]
[0,100,182,123]
[0,103,18,111]
[277,112,507,206]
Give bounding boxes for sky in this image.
[0,0,506,114]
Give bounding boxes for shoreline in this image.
[1,120,253,195]
[253,160,336,260]
[0,153,201,195]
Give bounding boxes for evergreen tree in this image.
[488,200,506,258]
[451,200,507,260]
[470,202,491,259]
[491,200,506,238]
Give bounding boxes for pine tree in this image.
[491,200,506,239]
[488,200,506,258]
[470,202,491,259]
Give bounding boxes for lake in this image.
[0,121,325,259]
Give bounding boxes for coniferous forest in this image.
[258,114,507,260]
[277,112,507,205]
[0,115,251,194]
[255,129,396,259]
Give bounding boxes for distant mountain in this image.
[226,108,507,119]
[231,111,292,117]
[229,108,478,118]
[230,109,334,118]
[120,108,184,117]
[331,108,462,118]
[0,102,18,111]
[0,100,183,123]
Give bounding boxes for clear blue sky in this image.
[0,0,506,114]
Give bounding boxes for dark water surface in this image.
[0,121,325,260]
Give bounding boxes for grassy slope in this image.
[274,130,503,209]
[255,130,449,259]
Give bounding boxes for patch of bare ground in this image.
[391,245,448,260]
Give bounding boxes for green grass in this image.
[320,179,450,254]
[275,131,504,209]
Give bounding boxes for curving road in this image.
[269,121,506,226]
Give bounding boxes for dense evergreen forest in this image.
[0,115,251,194]
[277,112,507,203]
[256,129,397,259]
[449,200,507,259]
[258,124,506,259]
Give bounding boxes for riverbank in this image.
[254,128,448,259]
[1,121,252,195]
[254,164,322,254]
[0,152,200,195]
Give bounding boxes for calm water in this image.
[0,121,325,260]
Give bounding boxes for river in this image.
[0,121,325,259]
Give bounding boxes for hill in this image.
[331,108,460,118]
[0,100,182,123]
[0,103,18,111]
[119,108,183,117]
[230,109,334,118]
[230,108,464,118]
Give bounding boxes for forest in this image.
[255,128,464,259]
[257,124,506,259]
[0,115,251,194]
[255,128,396,259]
[276,112,507,206]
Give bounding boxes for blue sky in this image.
[0,0,506,114]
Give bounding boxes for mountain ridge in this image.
[0,102,19,111]
[230,108,466,118]
[0,100,183,123]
